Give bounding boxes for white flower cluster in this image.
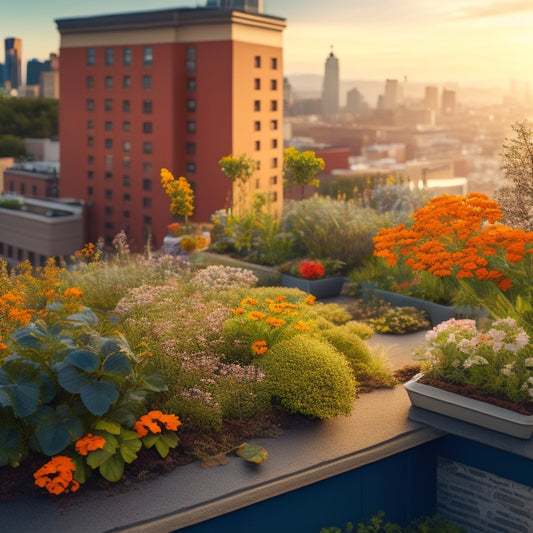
[521,377,533,398]
[190,265,258,292]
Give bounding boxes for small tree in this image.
[219,154,257,215]
[283,147,325,200]
[160,168,195,227]
[494,120,533,230]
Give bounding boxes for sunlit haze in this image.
[2,0,533,88]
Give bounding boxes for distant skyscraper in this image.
[346,87,367,115]
[383,79,402,110]
[5,38,22,90]
[322,48,339,119]
[425,86,439,113]
[442,89,456,115]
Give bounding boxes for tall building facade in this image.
[322,49,339,119]
[56,7,285,251]
[5,38,22,90]
[382,79,402,110]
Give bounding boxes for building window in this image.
[105,206,113,216]
[123,47,132,66]
[105,222,114,231]
[105,48,114,66]
[142,100,152,113]
[88,186,93,196]
[254,120,261,131]
[271,57,278,69]
[143,142,152,154]
[270,175,278,185]
[123,121,131,132]
[187,163,196,173]
[86,75,94,88]
[143,47,153,66]
[105,171,113,179]
[255,178,260,189]
[87,120,94,129]
[123,210,130,218]
[187,121,196,134]
[256,161,261,170]
[123,193,131,202]
[270,119,278,130]
[144,215,152,225]
[186,47,196,72]
[187,78,196,91]
[186,142,196,155]
[142,75,152,90]
[254,78,261,90]
[143,162,152,174]
[143,197,152,209]
[123,141,131,152]
[142,179,152,191]
[88,155,94,165]
[272,138,278,148]
[87,99,95,111]
[88,136,94,147]
[271,79,278,90]
[123,75,131,88]
[122,100,130,113]
[105,121,113,131]
[105,138,113,149]
[105,76,113,88]
[105,189,113,200]
[123,156,131,168]
[31,186,37,197]
[105,154,113,170]
[7,245,13,258]
[143,122,152,134]
[271,100,278,111]
[105,98,112,111]
[87,48,95,66]
[254,100,261,111]
[254,55,261,68]
[187,99,196,112]
[88,170,94,180]
[20,183,25,195]
[123,175,131,187]
[271,191,278,202]
[255,140,260,151]
[272,158,278,168]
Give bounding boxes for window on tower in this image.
[105,48,114,66]
[143,47,153,66]
[186,47,196,72]
[87,48,95,66]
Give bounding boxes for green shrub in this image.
[314,303,353,325]
[259,336,356,418]
[368,306,431,334]
[342,320,374,340]
[215,377,271,420]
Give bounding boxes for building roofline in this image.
[55,7,286,34]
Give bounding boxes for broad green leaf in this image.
[67,307,99,326]
[99,454,125,482]
[65,350,100,372]
[86,447,113,469]
[72,456,90,484]
[80,381,119,415]
[100,338,123,356]
[120,438,142,463]
[95,419,122,435]
[160,432,179,449]
[56,363,91,393]
[154,437,170,458]
[103,352,132,376]
[515,294,533,313]
[4,379,40,418]
[236,443,268,464]
[35,421,72,456]
[143,372,168,392]
[142,433,160,449]
[10,324,47,350]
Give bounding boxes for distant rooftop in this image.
[8,161,59,176]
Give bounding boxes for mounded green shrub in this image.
[259,336,356,418]
[315,302,353,325]
[342,320,374,340]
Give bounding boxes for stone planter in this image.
[404,373,533,439]
[361,286,457,326]
[281,274,344,299]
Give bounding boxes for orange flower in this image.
[64,287,84,299]
[233,308,245,315]
[134,411,181,438]
[498,278,512,291]
[265,317,286,328]
[34,456,79,495]
[303,294,316,305]
[251,340,268,355]
[240,298,258,306]
[247,311,266,321]
[293,321,310,331]
[75,433,106,456]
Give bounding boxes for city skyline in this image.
[2,0,533,87]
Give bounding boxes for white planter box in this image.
[404,373,533,439]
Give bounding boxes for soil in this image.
[2,366,531,502]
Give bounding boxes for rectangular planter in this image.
[281,274,344,299]
[404,373,533,439]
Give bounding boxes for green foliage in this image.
[282,196,408,269]
[283,146,325,199]
[219,154,258,215]
[368,306,432,335]
[0,134,26,157]
[314,303,353,325]
[0,198,23,210]
[0,96,58,138]
[259,336,356,418]
[341,320,374,340]
[0,307,166,467]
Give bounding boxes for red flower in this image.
[298,261,325,279]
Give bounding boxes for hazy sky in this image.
[2,0,533,86]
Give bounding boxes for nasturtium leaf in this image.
[160,432,179,449]
[66,350,100,372]
[154,438,170,458]
[6,379,41,418]
[120,438,142,463]
[95,419,122,435]
[102,352,132,376]
[56,364,91,393]
[86,448,113,469]
[236,443,268,464]
[35,422,72,456]
[10,323,47,350]
[100,338,123,356]
[99,455,125,482]
[80,381,119,415]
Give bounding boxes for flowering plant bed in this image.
[281,274,345,299]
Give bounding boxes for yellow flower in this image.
[248,311,267,321]
[294,321,310,331]
[265,317,286,328]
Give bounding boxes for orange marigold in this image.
[134,410,181,438]
[251,340,268,355]
[75,433,106,456]
[265,317,286,328]
[34,456,79,495]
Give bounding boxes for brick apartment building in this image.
[56,5,286,251]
